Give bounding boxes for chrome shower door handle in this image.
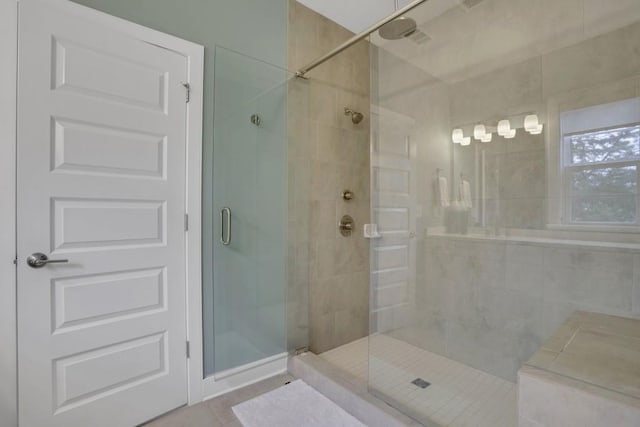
[220,207,232,245]
[27,252,69,269]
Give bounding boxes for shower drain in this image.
[411,378,431,389]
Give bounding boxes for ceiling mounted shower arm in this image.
[295,0,429,78]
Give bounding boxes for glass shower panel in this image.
[368,0,640,425]
[204,47,289,377]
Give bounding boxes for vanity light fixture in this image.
[473,124,493,143]
[497,119,512,136]
[524,114,543,135]
[523,114,539,131]
[473,124,486,141]
[453,112,539,146]
[452,128,464,144]
[498,119,516,138]
[529,124,543,135]
[529,126,543,135]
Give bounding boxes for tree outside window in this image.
[562,118,640,225]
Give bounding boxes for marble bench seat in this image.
[518,311,640,427]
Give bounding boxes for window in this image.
[560,98,640,226]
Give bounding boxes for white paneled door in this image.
[17,1,189,426]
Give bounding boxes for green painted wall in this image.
[70,0,287,65]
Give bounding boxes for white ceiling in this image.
[295,0,415,33]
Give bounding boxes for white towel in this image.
[459,179,472,209]
[435,176,450,207]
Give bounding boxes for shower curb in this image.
[288,352,422,427]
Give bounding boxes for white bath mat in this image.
[232,379,366,427]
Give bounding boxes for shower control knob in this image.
[342,190,354,201]
[339,215,355,237]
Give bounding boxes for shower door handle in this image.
[220,207,232,246]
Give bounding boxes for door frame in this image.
[0,0,205,424]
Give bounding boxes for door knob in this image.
[27,252,69,268]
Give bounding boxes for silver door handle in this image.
[27,252,69,269]
[220,207,232,245]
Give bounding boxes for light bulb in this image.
[529,124,543,135]
[481,133,492,143]
[504,129,516,139]
[460,136,471,146]
[452,128,464,144]
[497,120,511,136]
[524,115,540,132]
[474,124,486,140]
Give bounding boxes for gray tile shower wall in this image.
[410,237,640,382]
[287,0,371,354]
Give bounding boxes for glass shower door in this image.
[204,47,289,377]
[367,1,640,426]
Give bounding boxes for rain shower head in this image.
[344,107,364,125]
[379,16,417,40]
[379,0,417,40]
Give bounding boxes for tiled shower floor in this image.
[319,334,517,427]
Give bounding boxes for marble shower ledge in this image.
[425,228,640,252]
[527,311,640,399]
[518,312,640,427]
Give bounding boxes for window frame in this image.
[558,98,640,229]
[561,123,640,226]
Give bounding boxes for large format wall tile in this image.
[288,0,370,354]
[422,237,640,382]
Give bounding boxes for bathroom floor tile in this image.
[320,334,518,427]
[142,373,295,427]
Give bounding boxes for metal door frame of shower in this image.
[296,0,428,78]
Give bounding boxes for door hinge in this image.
[186,341,190,358]
[181,82,191,103]
[184,213,189,231]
